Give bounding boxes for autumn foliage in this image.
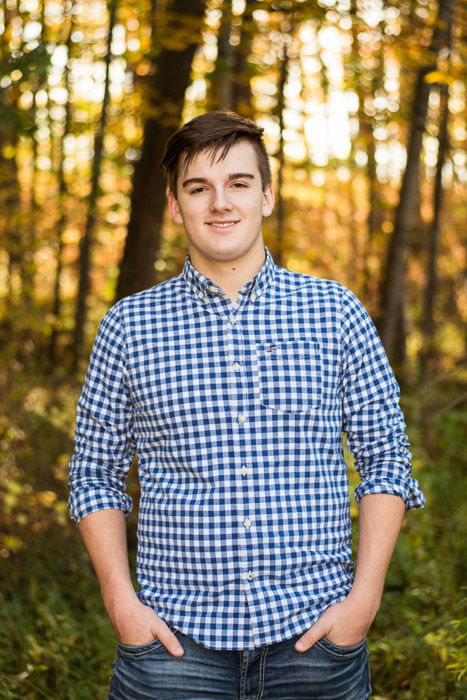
[0,0,465,697]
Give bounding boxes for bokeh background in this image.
[0,0,465,697]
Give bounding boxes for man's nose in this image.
[209,187,233,211]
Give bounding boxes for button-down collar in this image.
[182,247,276,304]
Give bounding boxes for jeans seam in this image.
[256,646,268,700]
[239,650,249,700]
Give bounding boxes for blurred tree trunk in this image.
[49,3,75,365]
[275,37,290,268]
[419,90,451,377]
[362,128,378,295]
[115,0,206,301]
[231,1,254,118]
[206,0,235,110]
[0,140,20,304]
[379,0,454,365]
[349,0,384,299]
[20,0,47,306]
[72,0,117,366]
[273,4,299,266]
[0,6,21,307]
[206,0,254,116]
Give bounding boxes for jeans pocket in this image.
[117,626,178,657]
[316,637,368,658]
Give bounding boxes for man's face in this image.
[167,140,274,269]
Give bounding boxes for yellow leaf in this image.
[3,535,23,552]
[424,70,454,85]
[2,144,16,159]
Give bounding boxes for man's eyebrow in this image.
[181,173,256,188]
[228,172,256,181]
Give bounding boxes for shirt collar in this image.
[182,247,276,303]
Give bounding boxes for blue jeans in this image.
[108,627,371,699]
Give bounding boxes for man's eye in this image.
[190,187,206,194]
[232,182,248,188]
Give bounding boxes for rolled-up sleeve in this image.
[340,288,425,510]
[68,303,135,523]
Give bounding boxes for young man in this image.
[68,111,425,699]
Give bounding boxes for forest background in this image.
[0,0,465,697]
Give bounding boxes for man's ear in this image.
[167,191,183,225]
[262,183,275,217]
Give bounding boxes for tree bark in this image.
[72,0,117,366]
[115,0,206,301]
[379,0,454,364]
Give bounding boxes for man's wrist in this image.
[100,578,138,611]
[346,586,381,621]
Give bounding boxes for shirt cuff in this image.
[67,487,133,523]
[354,476,425,511]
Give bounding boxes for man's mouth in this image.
[206,220,239,229]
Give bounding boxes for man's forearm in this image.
[78,508,137,612]
[349,492,406,613]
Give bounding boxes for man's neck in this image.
[189,250,266,304]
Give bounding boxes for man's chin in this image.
[188,237,265,268]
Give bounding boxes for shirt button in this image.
[247,571,255,581]
[243,519,252,528]
[203,295,209,302]
[240,466,249,476]
[250,292,257,302]
[208,285,217,293]
[233,362,241,371]
[238,414,247,423]
[229,315,236,324]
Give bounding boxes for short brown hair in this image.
[161,111,272,195]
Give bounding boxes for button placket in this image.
[225,307,258,587]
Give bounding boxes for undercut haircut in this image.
[161,111,272,195]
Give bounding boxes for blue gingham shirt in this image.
[68,248,425,650]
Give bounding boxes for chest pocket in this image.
[256,340,321,413]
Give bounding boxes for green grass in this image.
[0,531,115,699]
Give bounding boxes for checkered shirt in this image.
[68,248,425,650]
